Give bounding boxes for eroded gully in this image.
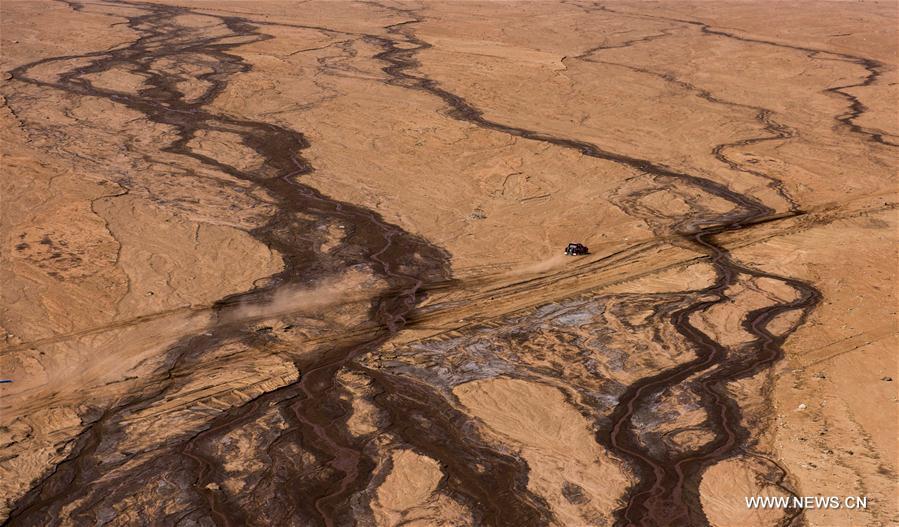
[12,0,893,525]
[362,3,835,526]
[5,1,545,526]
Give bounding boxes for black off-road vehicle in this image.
[565,242,588,256]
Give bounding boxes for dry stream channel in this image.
[6,1,893,526]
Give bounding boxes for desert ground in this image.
[1,1,896,526]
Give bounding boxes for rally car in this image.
[565,242,589,256]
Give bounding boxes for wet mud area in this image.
[367,294,694,413]
[2,0,896,526]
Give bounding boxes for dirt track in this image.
[1,1,896,526]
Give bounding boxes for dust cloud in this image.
[507,254,571,277]
[220,274,376,325]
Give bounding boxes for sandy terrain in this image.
[1,1,896,526]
